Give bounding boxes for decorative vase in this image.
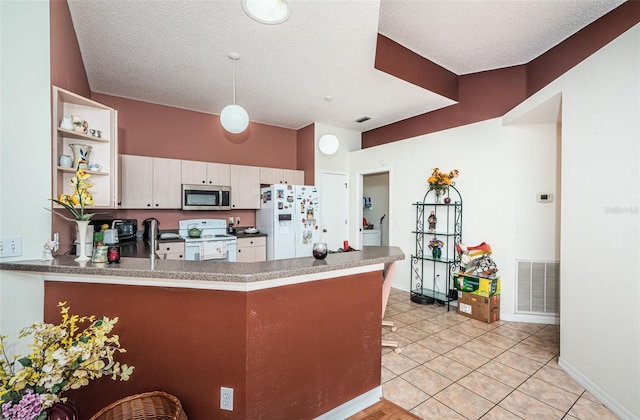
[433,189,441,203]
[47,401,78,420]
[432,247,442,259]
[59,117,73,130]
[69,143,92,169]
[75,220,91,262]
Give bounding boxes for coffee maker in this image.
[143,218,160,241]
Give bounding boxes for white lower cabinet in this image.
[236,236,266,262]
[157,241,185,260]
[119,155,182,209]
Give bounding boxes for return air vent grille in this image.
[516,260,560,315]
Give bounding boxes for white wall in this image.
[314,122,361,248]
[348,22,640,420]
[0,1,51,352]
[555,24,638,419]
[349,119,559,323]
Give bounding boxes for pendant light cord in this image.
[232,58,237,105]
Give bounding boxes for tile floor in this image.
[380,289,619,419]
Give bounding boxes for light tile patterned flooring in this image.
[380,289,619,419]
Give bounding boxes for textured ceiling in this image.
[68,0,624,132]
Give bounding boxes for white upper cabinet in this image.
[182,160,230,186]
[119,155,181,209]
[230,165,260,209]
[260,167,304,185]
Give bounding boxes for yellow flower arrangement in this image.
[0,303,134,419]
[50,165,95,221]
[427,167,459,193]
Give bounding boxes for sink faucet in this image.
[150,219,159,259]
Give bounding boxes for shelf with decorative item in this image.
[52,85,118,209]
[410,170,462,309]
[57,127,110,143]
[56,166,110,176]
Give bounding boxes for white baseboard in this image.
[501,313,559,325]
[314,386,382,420]
[558,357,639,420]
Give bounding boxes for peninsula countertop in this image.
[0,246,404,285]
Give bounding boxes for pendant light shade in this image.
[221,53,249,134]
[220,104,249,134]
[242,0,291,25]
[319,96,339,155]
[319,134,339,155]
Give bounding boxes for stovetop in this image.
[178,219,236,242]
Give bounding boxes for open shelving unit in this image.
[410,185,462,310]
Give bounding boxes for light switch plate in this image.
[0,236,23,257]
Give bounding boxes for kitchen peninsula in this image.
[0,247,404,419]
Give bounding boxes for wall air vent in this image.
[355,116,371,123]
[516,260,560,315]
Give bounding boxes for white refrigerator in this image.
[256,184,320,260]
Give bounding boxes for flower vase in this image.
[432,247,442,259]
[47,402,79,420]
[69,143,92,169]
[75,220,91,262]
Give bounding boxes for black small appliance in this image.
[143,218,160,241]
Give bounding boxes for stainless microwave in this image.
[182,184,231,210]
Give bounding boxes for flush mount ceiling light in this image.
[242,0,291,25]
[220,53,249,134]
[318,96,339,156]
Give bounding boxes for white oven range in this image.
[178,219,237,262]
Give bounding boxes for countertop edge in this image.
[0,246,405,285]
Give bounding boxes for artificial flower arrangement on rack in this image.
[427,167,459,202]
[428,237,444,259]
[0,302,134,420]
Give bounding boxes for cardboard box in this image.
[457,292,500,323]
[453,273,501,297]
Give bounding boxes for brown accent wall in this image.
[91,93,298,167]
[375,34,458,101]
[49,0,89,97]
[44,272,381,419]
[363,1,640,148]
[296,123,316,185]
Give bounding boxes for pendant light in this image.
[220,53,249,134]
[318,96,339,155]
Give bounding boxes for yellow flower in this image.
[49,164,95,221]
[427,167,459,191]
[0,303,134,409]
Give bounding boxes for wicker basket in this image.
[89,391,188,420]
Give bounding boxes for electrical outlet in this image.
[235,217,241,226]
[220,386,233,411]
[0,236,23,257]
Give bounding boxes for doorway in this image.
[358,169,390,248]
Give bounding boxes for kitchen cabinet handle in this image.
[147,204,151,207]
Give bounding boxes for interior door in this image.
[320,172,348,251]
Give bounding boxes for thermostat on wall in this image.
[537,193,554,203]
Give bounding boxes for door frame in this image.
[355,167,393,249]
